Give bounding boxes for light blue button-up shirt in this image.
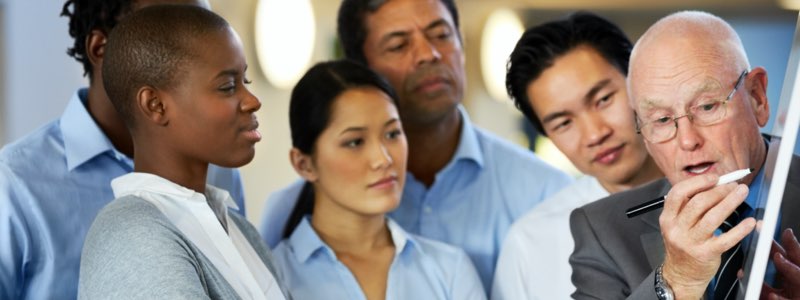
[272,217,486,300]
[261,108,572,292]
[0,89,245,300]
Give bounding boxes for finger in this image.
[781,228,800,264]
[769,293,789,300]
[693,184,748,240]
[771,238,787,259]
[681,183,742,233]
[660,174,720,227]
[773,252,800,286]
[711,217,756,253]
[761,283,779,299]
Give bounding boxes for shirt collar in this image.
[449,105,484,168]
[386,217,423,256]
[288,217,333,263]
[61,88,130,171]
[288,217,422,263]
[110,172,238,210]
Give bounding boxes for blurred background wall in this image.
[1,0,797,223]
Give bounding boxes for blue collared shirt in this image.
[260,108,572,291]
[0,89,245,300]
[272,217,486,300]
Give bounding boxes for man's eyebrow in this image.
[378,19,453,47]
[378,31,409,46]
[541,111,569,125]
[637,79,723,112]
[584,79,612,103]
[692,80,721,94]
[424,19,451,32]
[638,97,666,111]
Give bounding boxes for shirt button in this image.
[423,206,432,213]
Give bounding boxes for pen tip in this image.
[749,168,753,172]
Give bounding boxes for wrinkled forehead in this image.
[633,75,725,114]
[366,0,455,37]
[629,38,738,113]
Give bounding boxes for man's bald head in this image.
[629,11,750,108]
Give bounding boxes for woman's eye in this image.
[219,84,235,94]
[344,138,363,148]
[386,129,403,139]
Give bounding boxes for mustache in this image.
[404,64,452,91]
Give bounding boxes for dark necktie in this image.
[712,204,751,300]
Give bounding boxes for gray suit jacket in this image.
[569,160,800,300]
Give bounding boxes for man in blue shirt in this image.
[0,1,246,299]
[260,0,572,292]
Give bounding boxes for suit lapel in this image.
[780,178,800,232]
[638,179,672,269]
[640,211,665,269]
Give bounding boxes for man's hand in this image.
[760,229,800,300]
[659,174,757,299]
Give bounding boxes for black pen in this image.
[625,168,753,218]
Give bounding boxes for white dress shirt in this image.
[492,176,608,300]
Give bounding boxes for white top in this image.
[491,176,608,300]
[111,173,285,300]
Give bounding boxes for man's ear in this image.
[290,148,318,182]
[746,67,770,127]
[136,86,169,126]
[86,29,107,74]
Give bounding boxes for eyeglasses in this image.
[636,70,748,143]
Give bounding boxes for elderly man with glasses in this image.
[569,11,800,300]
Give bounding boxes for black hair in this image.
[337,0,461,64]
[61,0,135,79]
[102,4,229,128]
[506,11,632,136]
[283,59,399,238]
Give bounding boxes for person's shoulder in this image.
[270,239,295,267]
[472,126,568,177]
[504,177,598,241]
[528,177,606,216]
[91,196,168,232]
[472,126,537,162]
[260,179,304,247]
[266,179,304,203]
[0,120,63,170]
[83,195,181,261]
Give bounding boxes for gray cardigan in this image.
[78,195,291,299]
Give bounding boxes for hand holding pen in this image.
[653,170,757,299]
[626,168,752,218]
